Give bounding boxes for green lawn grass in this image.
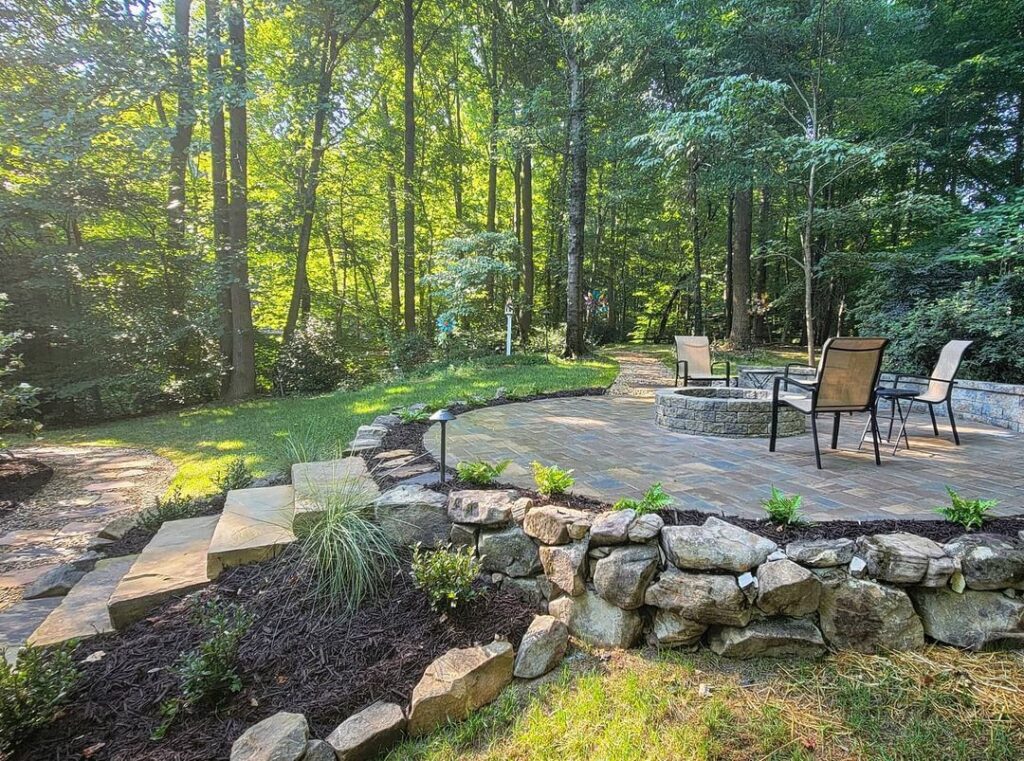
[388,647,1024,761]
[39,354,618,495]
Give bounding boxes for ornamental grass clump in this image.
[0,644,79,754]
[274,420,341,472]
[935,486,997,531]
[531,461,574,497]
[296,479,397,612]
[411,543,482,610]
[614,482,673,515]
[762,486,807,525]
[455,459,511,486]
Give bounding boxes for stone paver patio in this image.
[424,394,1024,521]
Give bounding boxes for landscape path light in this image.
[429,408,456,484]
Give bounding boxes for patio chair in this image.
[769,337,889,469]
[889,339,973,446]
[673,336,731,388]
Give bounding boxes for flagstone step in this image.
[107,514,219,631]
[206,485,296,578]
[0,598,62,664]
[291,458,380,532]
[29,555,138,648]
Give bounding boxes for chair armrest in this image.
[710,359,731,376]
[783,362,816,391]
[780,376,816,392]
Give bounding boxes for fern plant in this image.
[613,482,673,516]
[531,461,574,496]
[455,459,511,486]
[935,487,997,531]
[761,486,806,525]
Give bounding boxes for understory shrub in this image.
[136,488,205,534]
[613,482,674,515]
[531,461,574,496]
[935,487,997,531]
[397,405,430,423]
[0,644,79,753]
[296,481,397,611]
[761,486,806,525]
[389,332,435,371]
[213,457,253,493]
[411,544,481,610]
[0,295,41,450]
[155,601,252,739]
[455,459,510,486]
[275,315,349,395]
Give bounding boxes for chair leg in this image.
[870,408,882,466]
[674,364,679,388]
[769,402,779,452]
[948,402,961,445]
[831,412,841,449]
[810,414,822,469]
[887,396,897,441]
[928,405,939,436]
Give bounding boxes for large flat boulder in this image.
[785,538,854,568]
[855,533,954,587]
[818,577,924,652]
[539,539,589,597]
[628,513,664,543]
[660,517,777,573]
[447,490,517,526]
[590,510,634,546]
[513,615,568,678]
[644,567,751,626]
[230,711,308,761]
[648,609,707,648]
[373,485,450,548]
[326,702,407,761]
[523,505,591,545]
[478,525,541,578]
[549,590,643,648]
[756,558,821,616]
[910,587,1024,650]
[592,544,659,610]
[408,641,513,735]
[944,534,1024,591]
[708,618,826,659]
[207,485,296,578]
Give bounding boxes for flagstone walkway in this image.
[606,348,675,397]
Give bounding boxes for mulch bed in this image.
[366,389,1024,544]
[0,456,54,505]
[16,549,534,761]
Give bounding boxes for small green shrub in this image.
[296,480,397,611]
[155,601,252,739]
[411,544,482,610]
[397,405,430,423]
[935,487,997,531]
[455,459,511,486]
[137,488,205,534]
[213,457,254,493]
[531,461,574,497]
[0,643,79,753]
[761,486,806,525]
[613,482,673,516]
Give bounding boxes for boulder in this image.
[708,618,826,659]
[628,513,664,543]
[756,559,821,616]
[478,525,542,578]
[660,517,777,573]
[502,577,546,609]
[407,641,514,736]
[644,567,751,626]
[648,609,707,647]
[450,523,478,549]
[523,505,590,545]
[511,497,534,525]
[373,486,450,548]
[855,533,954,587]
[513,615,569,678]
[944,534,1024,590]
[303,741,336,761]
[230,711,308,761]
[326,702,406,761]
[785,538,855,568]
[590,510,635,546]
[592,544,660,610]
[539,539,589,596]
[910,588,1024,650]
[818,577,924,652]
[567,514,594,540]
[22,564,86,599]
[447,490,516,526]
[549,590,643,648]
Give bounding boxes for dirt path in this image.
[0,445,175,609]
[606,347,675,397]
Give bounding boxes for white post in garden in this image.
[505,299,514,356]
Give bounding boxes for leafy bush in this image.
[137,488,205,534]
[296,480,397,611]
[411,544,482,610]
[275,315,349,395]
[935,486,997,531]
[213,457,254,493]
[155,601,252,739]
[613,482,674,516]
[397,405,430,423]
[0,644,79,753]
[0,295,42,451]
[455,459,510,486]
[531,461,575,496]
[761,486,806,525]
[389,332,435,371]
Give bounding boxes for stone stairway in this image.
[2,457,379,651]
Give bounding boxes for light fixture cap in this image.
[429,408,456,423]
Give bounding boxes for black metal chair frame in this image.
[888,373,964,446]
[769,339,889,470]
[674,358,732,388]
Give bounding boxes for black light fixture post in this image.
[429,408,456,484]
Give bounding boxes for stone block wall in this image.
[878,374,1024,433]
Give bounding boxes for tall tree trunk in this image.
[729,186,753,345]
[564,0,586,358]
[380,97,401,329]
[168,0,194,245]
[753,185,770,344]
[801,162,817,366]
[206,0,233,391]
[687,158,703,335]
[485,12,499,305]
[225,0,255,400]
[725,191,734,334]
[520,146,534,343]
[452,45,464,223]
[402,0,416,332]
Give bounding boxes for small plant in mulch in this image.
[154,601,253,740]
[935,487,997,531]
[614,482,674,516]
[762,486,807,526]
[136,488,206,534]
[455,459,511,487]
[531,461,575,497]
[213,456,254,493]
[0,643,79,754]
[411,544,482,610]
[397,405,431,423]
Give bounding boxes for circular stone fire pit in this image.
[655,387,805,438]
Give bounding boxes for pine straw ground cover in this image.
[13,548,534,761]
[391,647,1024,761]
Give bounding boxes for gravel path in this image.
[606,348,675,397]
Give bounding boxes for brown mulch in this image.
[15,549,534,761]
[0,456,53,505]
